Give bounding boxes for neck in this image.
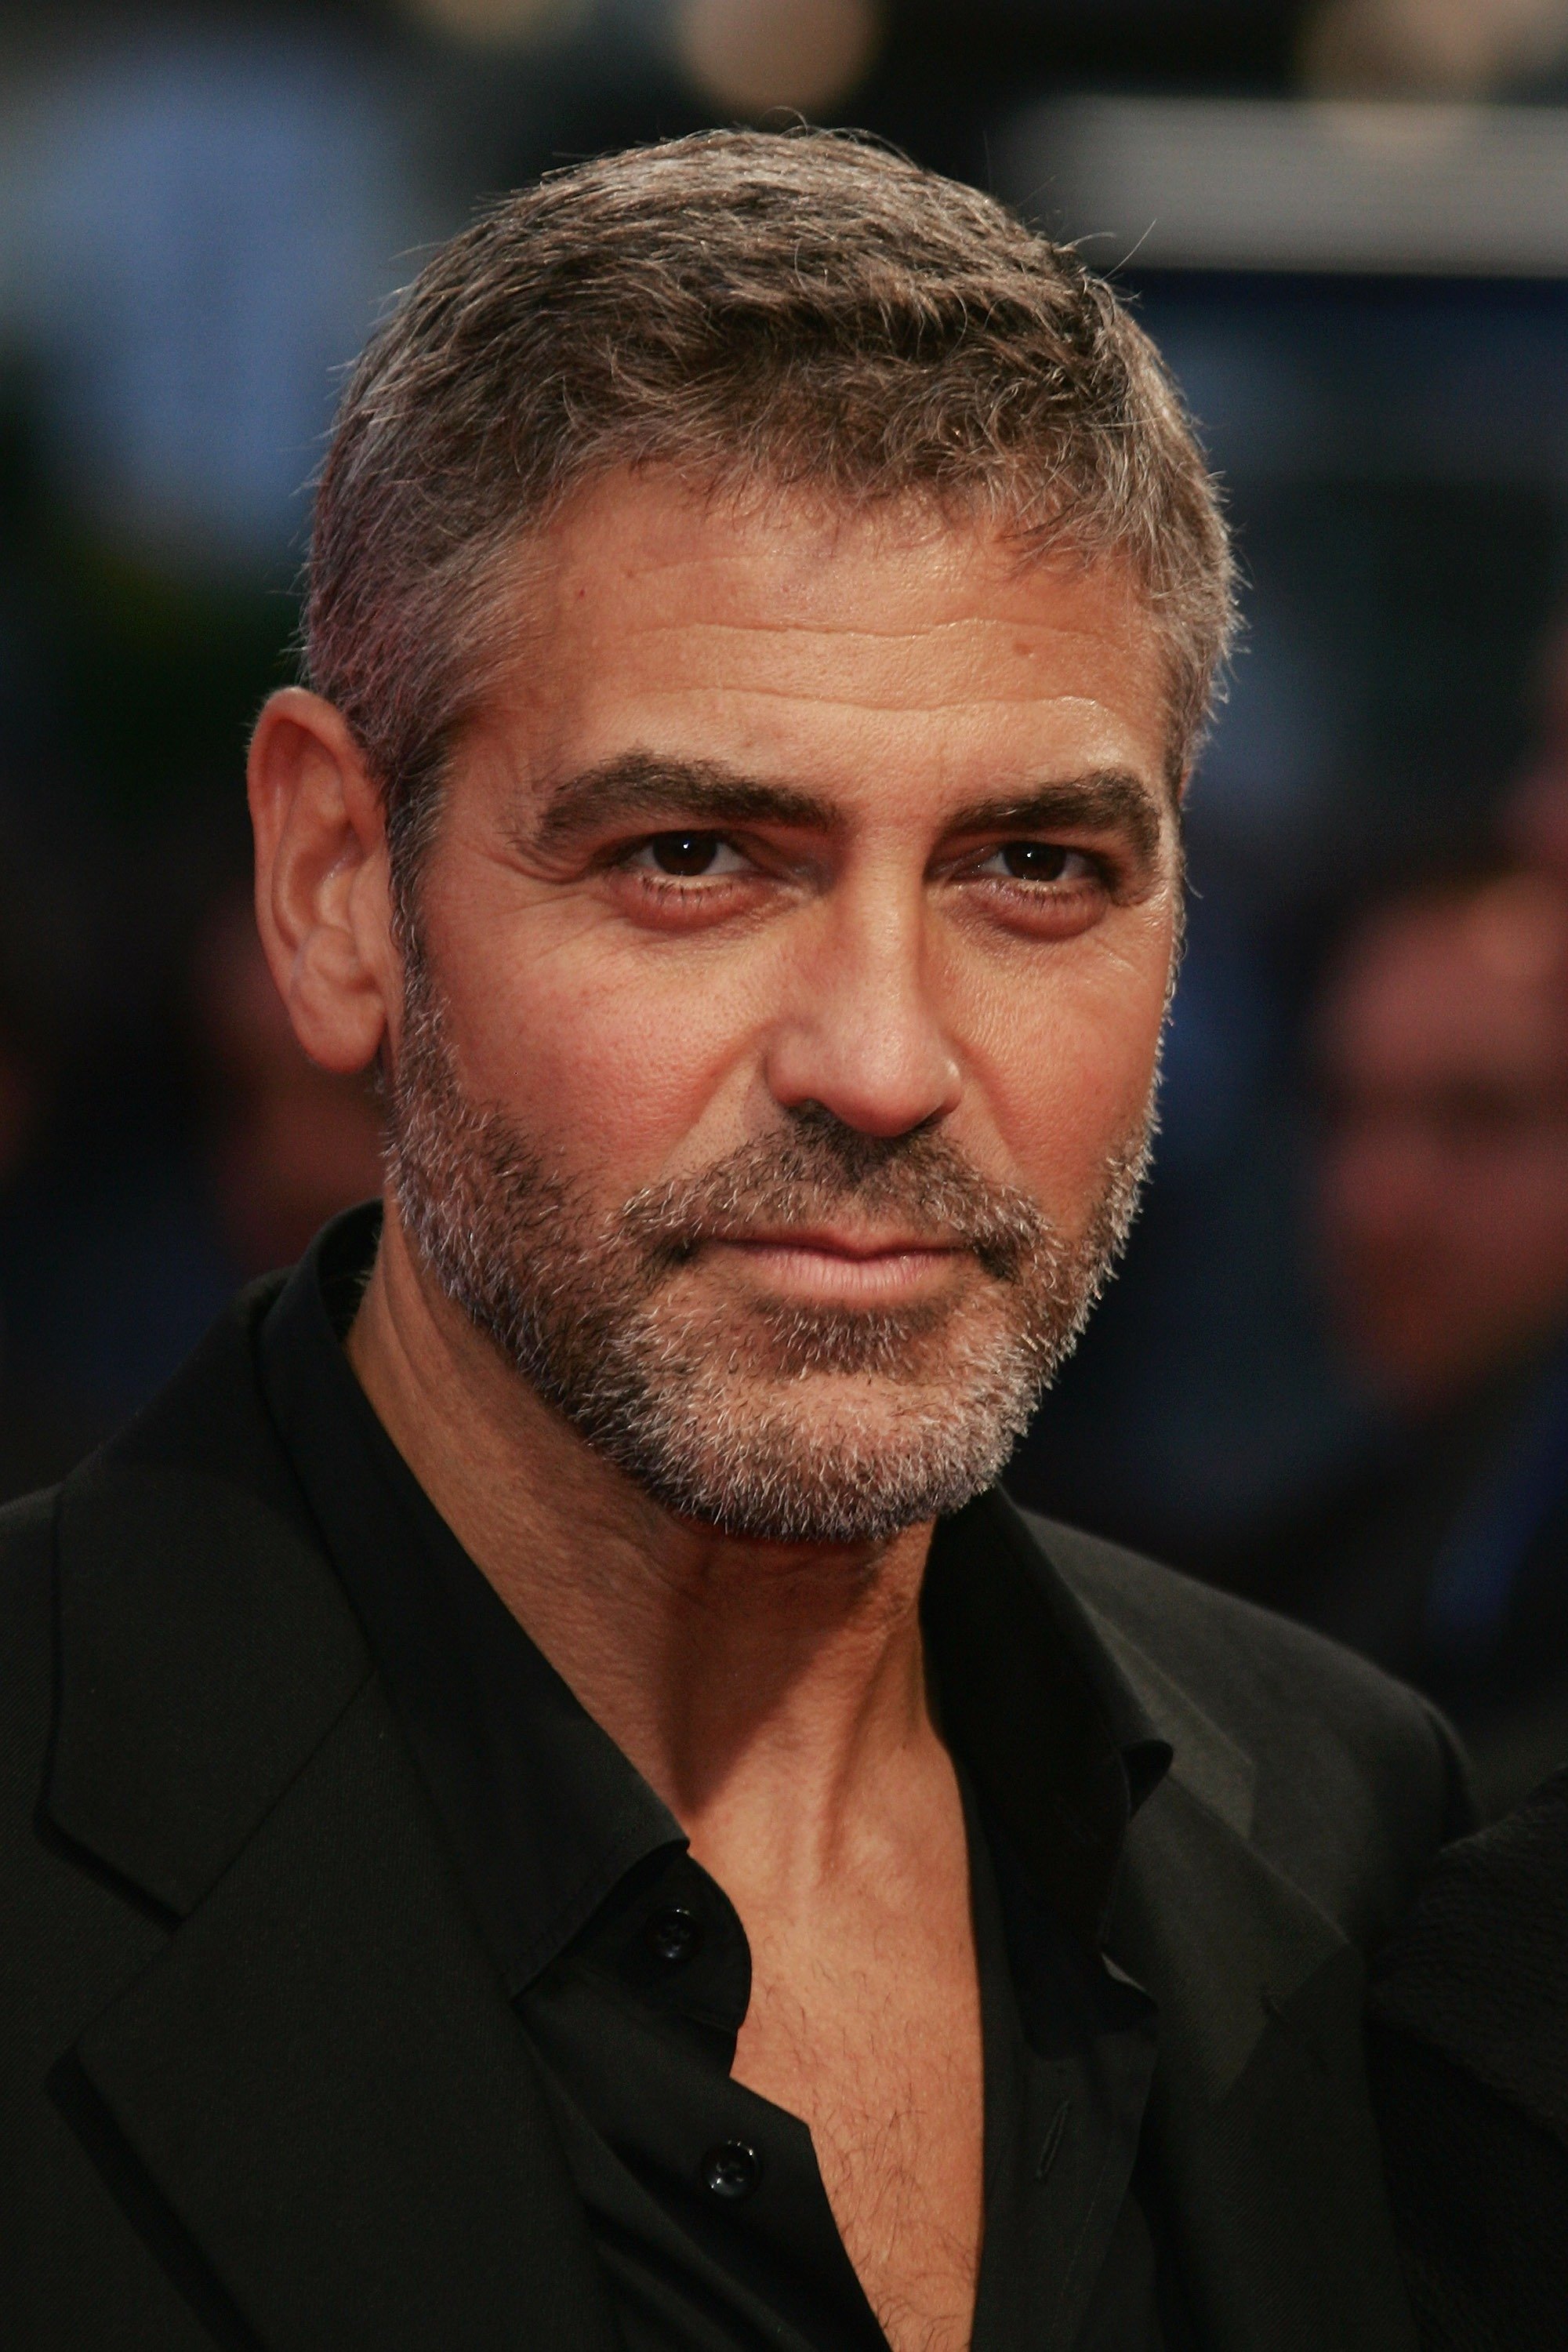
[346,1207,942,1875]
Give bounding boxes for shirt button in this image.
[647,1904,704,1965]
[702,2140,761,2201]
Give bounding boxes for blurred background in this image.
[5,0,1568,1811]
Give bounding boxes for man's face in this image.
[385,475,1181,1539]
[1316,879,1568,1412]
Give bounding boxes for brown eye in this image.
[969,840,1101,890]
[1000,842,1069,881]
[622,831,750,883]
[648,831,724,874]
[978,841,1094,882]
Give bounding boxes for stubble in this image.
[384,941,1153,1543]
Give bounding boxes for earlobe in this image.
[248,688,396,1076]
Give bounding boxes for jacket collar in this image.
[256,1214,684,2000]
[924,1490,1173,1951]
[942,1505,1416,2349]
[1078,1589,1419,2352]
[45,1284,623,2352]
[45,1278,368,1918]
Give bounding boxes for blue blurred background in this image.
[6,0,1568,1809]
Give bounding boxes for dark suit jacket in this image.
[0,1279,1468,2351]
[1203,1346,1568,1822]
[1368,1767,1568,2352]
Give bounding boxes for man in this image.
[1217,867,1568,1814]
[0,131,1464,2351]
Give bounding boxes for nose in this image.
[761,885,962,1139]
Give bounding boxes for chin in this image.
[588,1368,1035,1548]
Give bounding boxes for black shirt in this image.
[257,1209,1189,2350]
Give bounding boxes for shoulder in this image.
[1371,1768,1568,2112]
[1021,1506,1472,1940]
[0,1276,300,1852]
[1027,1506,1455,1751]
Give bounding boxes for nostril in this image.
[764,1027,962,1142]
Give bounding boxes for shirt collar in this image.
[257,1205,683,1996]
[923,1492,1171,1951]
[259,1205,1170,1987]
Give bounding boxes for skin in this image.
[249,472,1181,2352]
[1316,875,1568,1414]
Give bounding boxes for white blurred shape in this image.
[1001,96,1568,276]
[673,0,884,115]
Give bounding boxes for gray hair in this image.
[305,126,1235,882]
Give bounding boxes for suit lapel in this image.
[1110,1767,1419,2352]
[941,1497,1419,2348]
[73,1677,621,2352]
[44,1299,622,2352]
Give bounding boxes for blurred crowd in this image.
[6,0,1568,1819]
[1209,639,1568,1815]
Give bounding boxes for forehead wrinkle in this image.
[604,681,1154,725]
[603,615,1147,683]
[608,606,1105,641]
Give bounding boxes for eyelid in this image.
[959,842,1108,884]
[619,832,754,876]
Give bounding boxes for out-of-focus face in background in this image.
[191,890,383,1277]
[1314,872,1568,1414]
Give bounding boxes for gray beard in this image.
[383,942,1153,1544]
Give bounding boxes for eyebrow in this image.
[528,752,1167,870]
[529,754,836,852]
[941,774,1165,871]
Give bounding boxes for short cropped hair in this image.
[306,127,1234,878]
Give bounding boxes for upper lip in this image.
[707,1226,965,1259]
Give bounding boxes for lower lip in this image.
[706,1240,968,1304]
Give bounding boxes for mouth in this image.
[697,1226,974,1305]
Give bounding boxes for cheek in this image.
[955,923,1171,1199]
[428,901,780,1175]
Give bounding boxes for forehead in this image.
[485,471,1174,796]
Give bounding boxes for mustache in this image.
[615,1108,1051,1283]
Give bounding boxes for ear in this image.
[248,688,399,1074]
